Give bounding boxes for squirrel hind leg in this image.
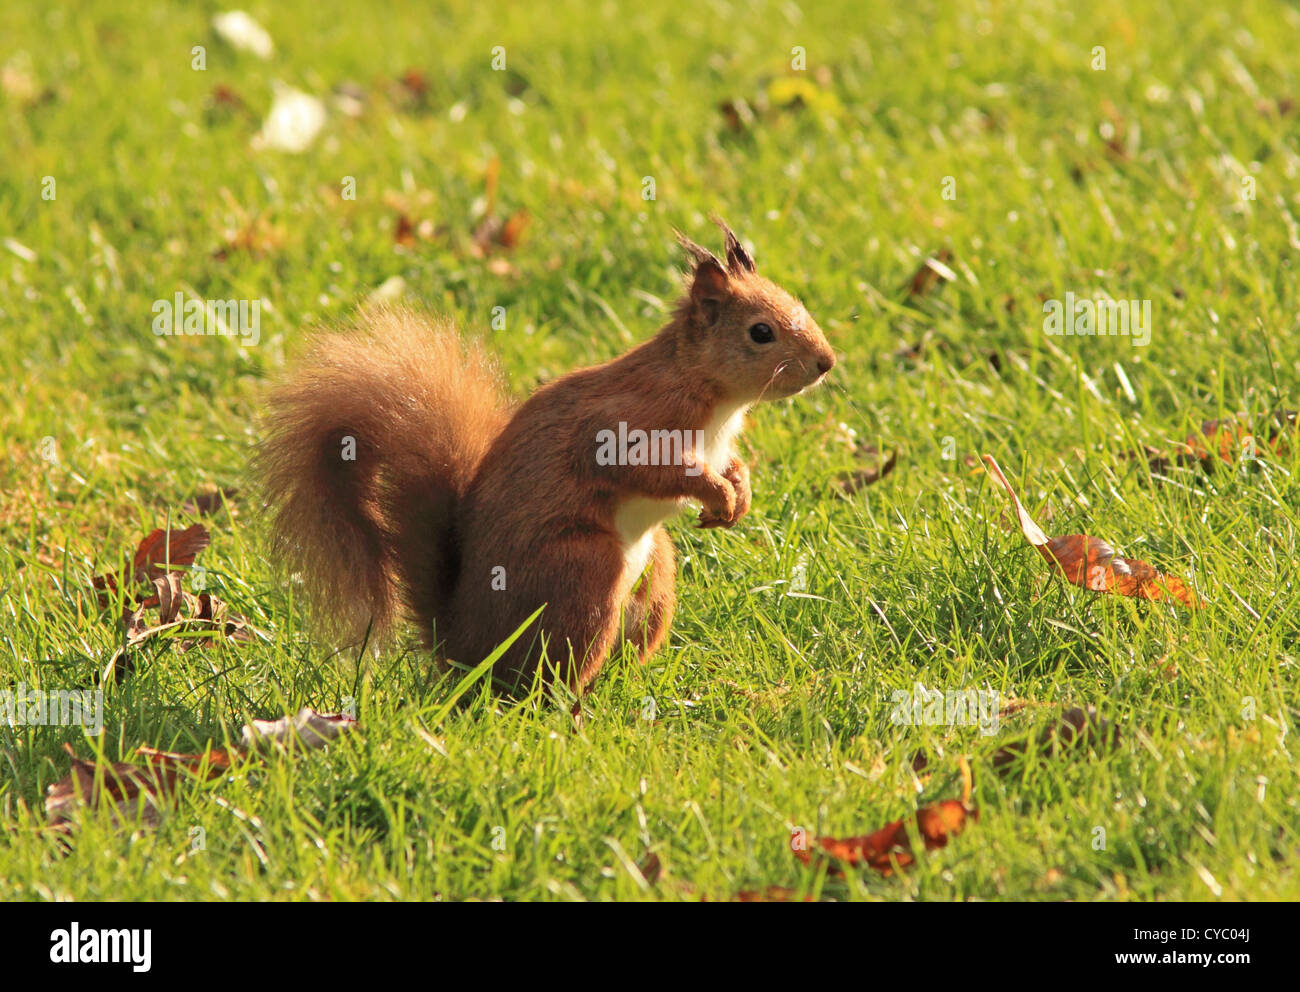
[617,528,677,663]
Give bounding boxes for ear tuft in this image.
[674,229,725,272]
[710,215,756,274]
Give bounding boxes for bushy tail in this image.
[256,305,511,646]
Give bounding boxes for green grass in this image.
[2,0,1298,900]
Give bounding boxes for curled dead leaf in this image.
[984,455,1201,608]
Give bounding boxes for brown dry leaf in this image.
[636,847,815,902]
[840,445,897,494]
[93,522,268,682]
[131,523,209,581]
[471,209,530,258]
[992,705,1119,772]
[394,213,416,246]
[1100,100,1129,161]
[395,68,429,108]
[92,523,209,607]
[45,710,352,842]
[905,250,956,298]
[136,745,235,777]
[1134,410,1298,476]
[104,593,268,682]
[213,190,285,260]
[984,455,1201,608]
[796,798,977,876]
[466,158,529,260]
[718,98,755,132]
[147,572,186,625]
[181,487,239,517]
[44,743,197,832]
[195,591,257,640]
[636,852,663,886]
[204,84,253,125]
[909,698,1048,773]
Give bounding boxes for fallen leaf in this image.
[136,745,235,777]
[240,707,356,749]
[214,189,285,259]
[204,84,253,124]
[131,524,209,582]
[396,68,429,106]
[92,523,209,606]
[992,705,1119,771]
[182,487,239,516]
[92,522,266,683]
[797,798,976,876]
[1133,410,1298,476]
[905,250,956,298]
[983,454,1201,608]
[636,852,663,886]
[840,446,897,493]
[44,708,353,842]
[45,744,180,831]
[471,209,530,257]
[394,213,416,246]
[718,99,755,132]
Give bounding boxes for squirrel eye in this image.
[748,322,775,344]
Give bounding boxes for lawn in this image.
[1,0,1297,901]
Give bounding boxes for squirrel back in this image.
[257,305,511,645]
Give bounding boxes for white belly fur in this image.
[613,404,748,581]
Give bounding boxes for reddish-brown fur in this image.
[258,222,834,694]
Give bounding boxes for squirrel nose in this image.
[817,353,835,375]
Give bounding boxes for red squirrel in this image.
[258,220,834,694]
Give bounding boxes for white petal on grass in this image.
[212,11,274,59]
[253,83,326,153]
[240,707,356,750]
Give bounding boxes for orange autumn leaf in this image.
[92,523,210,606]
[131,523,209,581]
[136,745,235,778]
[796,799,976,875]
[1136,410,1298,475]
[983,455,1201,608]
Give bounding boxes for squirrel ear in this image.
[711,215,756,275]
[675,229,730,325]
[688,255,729,326]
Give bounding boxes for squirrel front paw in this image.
[724,457,751,521]
[696,469,741,529]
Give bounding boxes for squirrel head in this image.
[671,219,835,404]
